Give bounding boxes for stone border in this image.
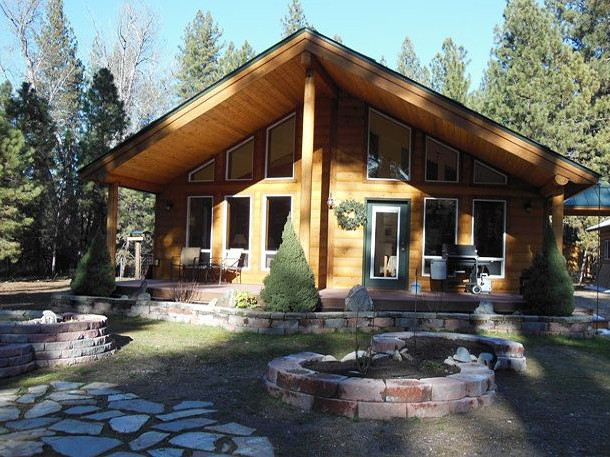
[51,294,595,338]
[0,344,36,378]
[0,311,116,369]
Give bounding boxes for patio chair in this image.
[171,247,201,281]
[218,249,246,284]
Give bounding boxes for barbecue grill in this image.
[441,244,491,294]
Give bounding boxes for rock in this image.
[129,430,169,451]
[41,310,59,324]
[17,395,40,405]
[172,401,213,411]
[444,356,458,366]
[345,285,374,312]
[156,408,216,422]
[27,385,48,395]
[108,399,164,414]
[454,347,471,363]
[0,406,20,421]
[0,428,56,441]
[50,381,84,391]
[83,410,126,421]
[47,392,92,402]
[233,436,274,457]
[50,419,104,435]
[470,354,478,362]
[82,382,118,391]
[25,400,62,418]
[152,417,217,432]
[341,350,368,362]
[109,414,149,433]
[64,406,100,415]
[169,432,223,451]
[128,280,148,299]
[208,298,218,307]
[402,352,414,362]
[596,328,610,337]
[0,439,44,457]
[42,436,122,457]
[136,293,151,301]
[474,300,495,314]
[478,352,495,368]
[106,452,145,457]
[216,289,236,307]
[320,355,337,362]
[108,393,139,402]
[205,422,255,436]
[392,350,402,361]
[147,448,184,457]
[372,353,389,361]
[5,417,61,430]
[88,388,122,396]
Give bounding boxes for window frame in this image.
[265,112,296,180]
[421,197,459,277]
[222,194,253,270]
[471,198,507,278]
[185,195,214,262]
[604,239,610,261]
[188,159,215,183]
[473,160,508,185]
[424,136,460,183]
[260,194,293,270]
[225,136,255,182]
[366,107,412,182]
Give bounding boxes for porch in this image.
[115,279,525,313]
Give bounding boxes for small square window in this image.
[226,138,254,181]
[426,137,459,182]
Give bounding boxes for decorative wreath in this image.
[335,199,367,231]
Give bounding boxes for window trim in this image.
[421,197,459,277]
[260,194,293,271]
[225,136,255,182]
[265,112,296,180]
[471,198,507,278]
[366,107,412,182]
[188,159,215,183]
[604,239,610,261]
[473,160,508,185]
[424,136,460,183]
[185,195,214,261]
[222,194,253,270]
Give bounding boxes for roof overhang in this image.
[80,29,600,196]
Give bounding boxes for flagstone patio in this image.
[0,381,274,457]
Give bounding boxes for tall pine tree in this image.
[281,0,309,37]
[396,36,430,85]
[429,38,471,104]
[217,41,256,78]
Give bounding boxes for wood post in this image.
[106,183,118,265]
[551,191,564,251]
[300,66,315,261]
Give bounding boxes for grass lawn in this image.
[2,317,610,456]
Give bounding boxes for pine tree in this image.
[396,37,430,85]
[70,229,115,297]
[260,218,319,312]
[429,38,471,104]
[523,223,575,316]
[217,41,256,78]
[0,107,41,263]
[175,10,223,100]
[281,0,309,37]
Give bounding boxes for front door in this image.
[363,199,410,289]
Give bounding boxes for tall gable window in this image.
[473,160,507,185]
[188,159,215,182]
[422,198,458,275]
[186,196,213,264]
[473,199,506,277]
[425,137,459,182]
[262,196,292,269]
[367,109,411,180]
[226,137,254,181]
[266,113,295,178]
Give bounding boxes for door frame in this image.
[362,198,411,289]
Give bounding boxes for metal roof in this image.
[564,183,610,209]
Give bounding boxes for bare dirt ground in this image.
[574,287,610,317]
[0,279,70,308]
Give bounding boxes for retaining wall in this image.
[52,294,595,338]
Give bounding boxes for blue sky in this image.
[9,1,508,88]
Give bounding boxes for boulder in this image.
[454,346,471,363]
[444,356,458,366]
[321,355,337,362]
[345,285,373,312]
[341,350,368,362]
[41,310,59,324]
[477,352,495,368]
[216,289,236,308]
[473,300,494,314]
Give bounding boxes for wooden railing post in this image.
[300,55,315,261]
[106,183,118,265]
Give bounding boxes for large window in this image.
[426,137,459,182]
[473,200,506,277]
[226,137,254,181]
[422,198,458,275]
[186,196,213,264]
[367,109,411,180]
[266,114,295,178]
[473,160,507,185]
[224,196,251,267]
[188,159,215,182]
[262,196,292,269]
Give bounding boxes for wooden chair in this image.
[218,249,246,284]
[171,247,201,281]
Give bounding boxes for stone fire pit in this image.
[264,332,526,419]
[0,310,115,378]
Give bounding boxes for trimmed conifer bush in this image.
[522,223,574,316]
[70,229,116,297]
[260,218,320,312]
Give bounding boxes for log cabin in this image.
[80,28,600,295]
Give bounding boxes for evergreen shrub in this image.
[70,229,115,297]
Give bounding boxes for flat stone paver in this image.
[83,410,125,421]
[147,448,184,457]
[25,400,62,419]
[42,436,122,457]
[129,431,169,451]
[152,418,217,433]
[109,415,149,434]
[156,408,216,422]
[172,401,213,411]
[48,392,92,402]
[108,393,138,402]
[50,419,104,435]
[205,422,255,436]
[64,406,100,415]
[107,453,145,457]
[1,428,56,441]
[0,407,19,421]
[168,432,223,451]
[50,382,83,391]
[108,399,164,414]
[87,388,123,396]
[82,382,118,390]
[27,385,48,395]
[5,417,61,430]
[233,436,275,457]
[0,439,44,457]
[17,395,41,405]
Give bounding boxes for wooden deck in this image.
[116,279,525,313]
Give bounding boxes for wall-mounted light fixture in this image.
[165,200,173,211]
[327,193,335,210]
[524,201,533,213]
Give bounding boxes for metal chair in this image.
[218,249,246,284]
[171,247,201,281]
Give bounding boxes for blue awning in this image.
[564,184,610,215]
